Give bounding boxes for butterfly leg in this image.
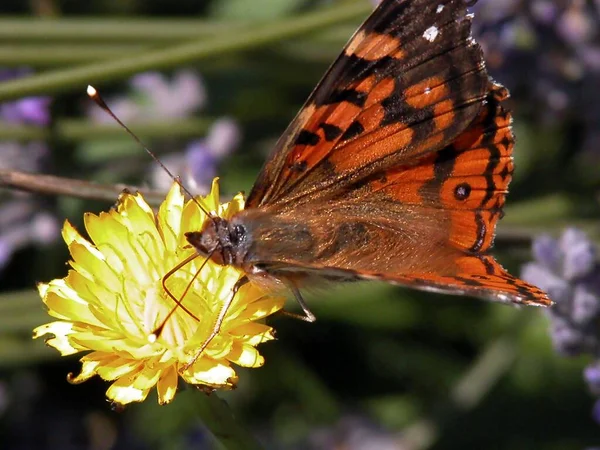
[181,275,249,372]
[247,267,317,323]
[280,280,316,323]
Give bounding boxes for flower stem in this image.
[0,3,370,101]
[194,392,264,450]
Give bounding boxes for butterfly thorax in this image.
[185,216,249,266]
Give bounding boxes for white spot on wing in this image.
[436,4,444,13]
[424,87,431,95]
[423,26,439,42]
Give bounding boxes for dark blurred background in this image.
[0,0,600,449]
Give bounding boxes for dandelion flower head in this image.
[34,179,284,405]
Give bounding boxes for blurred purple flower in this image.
[0,69,60,269]
[306,415,401,450]
[0,97,52,126]
[522,228,600,424]
[150,117,241,194]
[471,0,600,153]
[585,363,600,395]
[261,413,401,450]
[87,69,238,195]
[0,69,51,125]
[522,228,600,355]
[88,69,206,123]
[0,68,58,272]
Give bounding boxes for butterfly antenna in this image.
[86,85,214,219]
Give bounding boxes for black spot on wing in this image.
[318,88,367,107]
[340,121,365,142]
[295,129,320,146]
[319,123,343,141]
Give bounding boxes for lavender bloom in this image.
[522,228,600,423]
[0,69,58,271]
[471,1,600,153]
[522,228,599,355]
[87,69,237,195]
[0,68,51,126]
[305,415,401,450]
[88,69,206,124]
[150,117,241,194]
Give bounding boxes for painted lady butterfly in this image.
[186,0,552,326]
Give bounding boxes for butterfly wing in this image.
[237,0,551,306]
[247,0,488,209]
[337,83,551,306]
[239,83,551,306]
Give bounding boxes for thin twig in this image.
[0,169,166,205]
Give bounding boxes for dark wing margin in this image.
[247,0,488,208]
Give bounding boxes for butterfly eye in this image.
[230,224,247,246]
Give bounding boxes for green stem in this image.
[0,289,39,313]
[0,3,370,101]
[0,118,212,142]
[193,392,264,450]
[0,17,247,42]
[0,311,48,334]
[0,44,149,66]
[0,337,57,368]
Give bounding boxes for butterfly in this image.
[185,0,553,328]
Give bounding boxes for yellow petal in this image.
[227,322,272,337]
[95,357,142,381]
[204,177,220,212]
[43,290,105,328]
[35,179,283,405]
[158,182,185,252]
[68,356,104,383]
[33,321,84,355]
[130,364,162,391]
[235,297,286,322]
[157,365,178,405]
[183,357,236,387]
[227,342,264,368]
[107,378,149,404]
[84,212,136,273]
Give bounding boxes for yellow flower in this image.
[33,179,284,405]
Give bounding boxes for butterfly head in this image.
[185,216,248,266]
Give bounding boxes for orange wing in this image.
[351,82,551,306]
[238,83,551,306]
[247,0,488,209]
